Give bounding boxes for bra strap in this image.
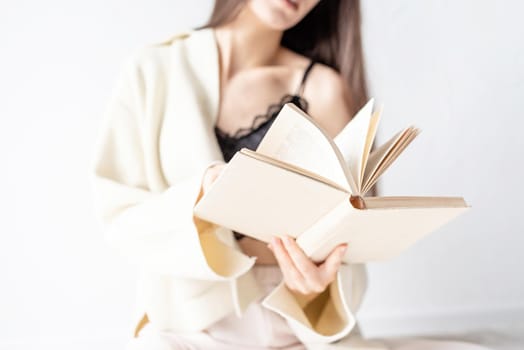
[295,59,316,96]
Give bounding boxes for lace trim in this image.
[214,94,309,141]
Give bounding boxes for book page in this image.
[240,149,349,193]
[363,196,467,209]
[256,103,357,193]
[360,108,382,185]
[333,98,375,194]
[362,127,420,194]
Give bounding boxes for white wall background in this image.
[1,0,523,349]
[359,0,524,338]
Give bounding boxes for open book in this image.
[193,99,470,263]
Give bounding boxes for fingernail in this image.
[267,243,273,250]
[271,236,279,246]
[340,244,348,254]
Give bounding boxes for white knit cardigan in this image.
[89,26,368,345]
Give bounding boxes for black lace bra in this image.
[214,59,316,240]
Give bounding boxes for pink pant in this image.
[127,265,306,350]
[126,265,491,350]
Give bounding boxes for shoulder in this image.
[116,29,197,91]
[122,28,207,73]
[122,31,188,71]
[304,63,353,138]
[306,63,349,105]
[280,49,353,138]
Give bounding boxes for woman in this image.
[90,0,491,349]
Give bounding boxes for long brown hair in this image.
[197,0,369,117]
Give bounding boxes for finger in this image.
[269,237,308,293]
[202,170,219,193]
[281,235,324,293]
[270,237,303,283]
[319,243,347,280]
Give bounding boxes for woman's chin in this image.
[248,0,319,31]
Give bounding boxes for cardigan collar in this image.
[181,27,220,127]
[156,29,264,314]
[155,27,221,127]
[186,28,220,125]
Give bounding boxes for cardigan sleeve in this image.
[262,263,368,344]
[89,51,256,280]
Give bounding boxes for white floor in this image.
[447,330,524,350]
[1,329,522,350]
[379,329,524,350]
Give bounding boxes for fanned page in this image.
[296,199,469,263]
[193,150,348,243]
[360,108,382,185]
[255,103,357,193]
[333,98,378,194]
[361,127,420,194]
[363,128,420,194]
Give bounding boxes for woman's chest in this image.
[155,63,299,186]
[216,67,300,135]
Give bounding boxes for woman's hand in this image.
[202,161,227,194]
[268,235,348,306]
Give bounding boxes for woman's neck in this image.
[214,5,283,80]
